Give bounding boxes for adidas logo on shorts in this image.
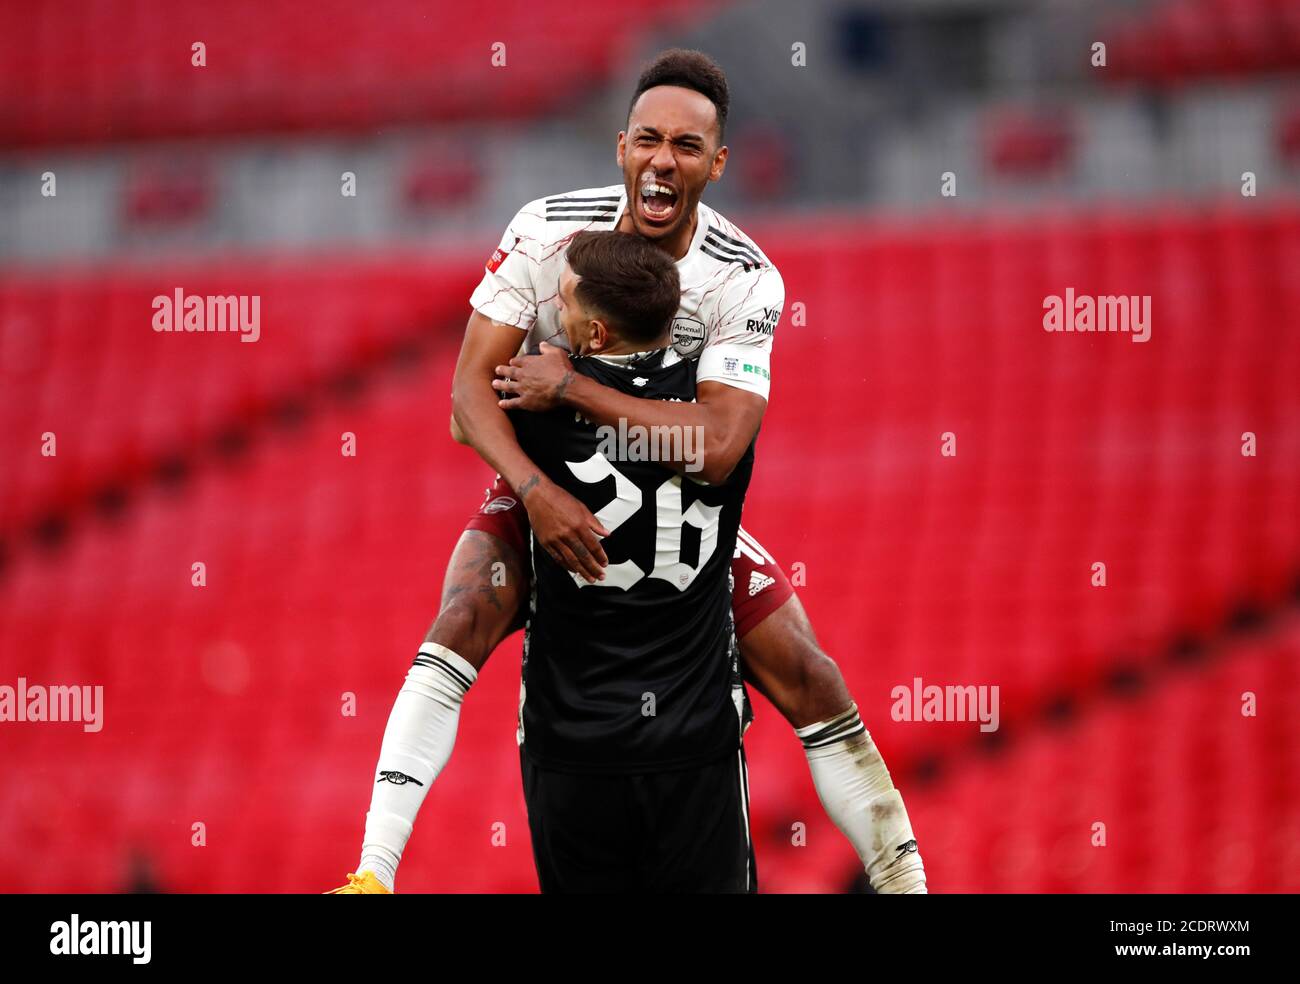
[748,571,776,597]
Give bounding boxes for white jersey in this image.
[468,184,782,400]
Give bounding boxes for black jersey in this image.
[509,348,755,774]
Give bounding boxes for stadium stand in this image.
[0,0,724,146]
[2,203,1296,892]
[1105,0,1300,84]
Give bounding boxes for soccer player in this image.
[334,231,757,892]
[516,231,756,889]
[329,49,925,894]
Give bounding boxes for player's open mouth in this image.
[638,171,679,224]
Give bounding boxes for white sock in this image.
[357,643,477,891]
[796,703,927,894]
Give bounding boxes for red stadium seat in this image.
[0,0,726,146]
[1,204,1297,891]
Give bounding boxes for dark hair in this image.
[628,48,729,142]
[565,231,680,347]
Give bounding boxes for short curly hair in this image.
[627,48,729,142]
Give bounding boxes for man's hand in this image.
[449,314,608,583]
[493,342,577,412]
[518,473,610,583]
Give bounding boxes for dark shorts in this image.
[519,745,757,894]
[466,474,795,639]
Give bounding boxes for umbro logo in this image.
[896,839,918,855]
[748,571,776,596]
[377,771,423,786]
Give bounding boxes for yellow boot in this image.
[324,871,392,894]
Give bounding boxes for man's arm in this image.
[449,413,467,445]
[497,258,781,485]
[494,342,765,486]
[451,312,544,490]
[452,312,609,581]
[566,374,764,486]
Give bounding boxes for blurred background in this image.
[1,0,1298,893]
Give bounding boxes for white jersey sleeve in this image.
[696,264,783,401]
[467,200,547,332]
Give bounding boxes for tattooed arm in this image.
[451,311,609,582]
[494,341,765,485]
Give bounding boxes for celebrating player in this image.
[515,231,757,889]
[329,49,925,894]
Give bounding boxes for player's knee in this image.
[795,642,840,690]
[765,614,832,683]
[786,640,852,726]
[804,645,843,686]
[426,594,498,666]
